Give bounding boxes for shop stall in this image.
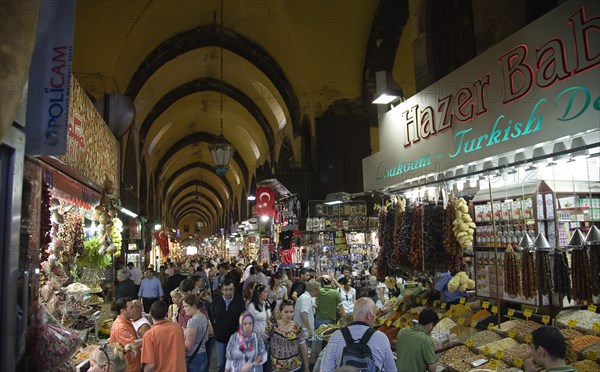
[360,1,600,370]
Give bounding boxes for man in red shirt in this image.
[141,300,186,372]
[109,297,142,372]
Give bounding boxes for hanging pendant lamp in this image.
[209,0,234,176]
[585,225,600,244]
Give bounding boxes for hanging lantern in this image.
[209,136,234,176]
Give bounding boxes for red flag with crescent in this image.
[255,186,275,217]
[153,230,170,256]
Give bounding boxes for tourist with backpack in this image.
[319,298,396,372]
[395,308,439,372]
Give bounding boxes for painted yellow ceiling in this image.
[72,0,378,227]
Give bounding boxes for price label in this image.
[568,319,578,329]
[488,323,494,331]
[441,303,447,310]
[393,319,403,328]
[449,304,456,312]
[390,296,396,302]
[458,317,465,326]
[378,317,385,325]
[482,346,490,355]
[432,300,439,308]
[393,305,399,311]
[508,329,517,338]
[524,309,532,319]
[386,320,392,326]
[588,304,597,313]
[495,350,505,359]
[471,320,478,328]
[542,315,550,325]
[459,297,466,304]
[488,359,499,369]
[465,302,471,310]
[507,308,515,317]
[491,305,498,314]
[513,358,523,368]
[422,299,427,306]
[586,351,598,361]
[525,334,533,343]
[482,301,490,309]
[465,338,474,347]
[402,304,408,312]
[593,323,600,335]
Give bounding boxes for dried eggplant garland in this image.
[503,246,521,297]
[589,244,600,295]
[444,201,462,256]
[535,250,552,296]
[571,248,593,303]
[409,205,424,271]
[376,205,388,281]
[552,250,571,302]
[383,206,396,273]
[393,200,406,269]
[521,249,537,299]
[423,203,445,274]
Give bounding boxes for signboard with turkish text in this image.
[56,77,119,189]
[363,0,600,191]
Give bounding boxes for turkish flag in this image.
[256,186,275,217]
[153,231,170,256]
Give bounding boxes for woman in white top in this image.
[268,271,288,318]
[337,277,357,314]
[246,283,271,341]
[376,280,389,308]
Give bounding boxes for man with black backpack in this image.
[319,298,397,372]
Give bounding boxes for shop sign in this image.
[363,0,600,191]
[56,77,119,188]
[25,0,76,156]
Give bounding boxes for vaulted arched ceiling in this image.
[72,0,381,231]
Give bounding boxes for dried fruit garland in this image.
[40,182,52,262]
[589,244,600,295]
[393,200,406,269]
[571,249,593,303]
[376,204,389,281]
[503,246,521,297]
[409,205,424,271]
[552,250,571,302]
[521,250,537,299]
[423,203,445,274]
[383,206,396,273]
[535,250,552,296]
[444,200,465,274]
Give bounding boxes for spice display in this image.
[476,338,520,355]
[471,309,492,322]
[572,335,600,352]
[565,341,578,364]
[556,310,600,332]
[438,345,477,370]
[433,317,457,333]
[521,249,537,299]
[510,321,542,342]
[571,360,600,372]
[470,330,503,348]
[496,319,525,333]
[422,203,445,274]
[452,198,475,252]
[561,328,584,340]
[503,246,521,297]
[500,343,531,365]
[409,205,423,271]
[589,244,600,296]
[581,343,600,358]
[571,249,594,303]
[535,250,552,296]
[553,250,572,302]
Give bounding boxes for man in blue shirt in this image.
[434,272,467,305]
[138,269,164,313]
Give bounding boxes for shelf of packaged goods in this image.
[557,206,591,211]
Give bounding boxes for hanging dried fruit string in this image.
[571,248,593,303]
[40,182,52,263]
[400,203,414,272]
[384,206,396,275]
[589,244,600,296]
[423,202,445,275]
[552,250,571,302]
[409,203,424,272]
[521,249,537,299]
[444,199,464,274]
[535,250,552,296]
[503,245,521,297]
[393,198,406,270]
[375,201,389,282]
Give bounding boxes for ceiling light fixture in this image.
[209,0,235,176]
[372,71,404,105]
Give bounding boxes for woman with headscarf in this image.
[225,312,267,372]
